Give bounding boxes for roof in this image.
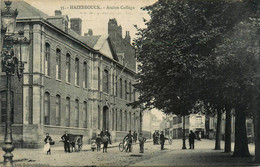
[79,35,102,49]
[1,0,48,19]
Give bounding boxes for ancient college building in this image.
[0,1,142,148]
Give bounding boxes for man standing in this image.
[160,131,165,150]
[189,130,196,149]
[124,130,133,152]
[105,129,112,144]
[102,134,109,153]
[133,131,138,143]
[61,131,70,153]
[138,132,146,153]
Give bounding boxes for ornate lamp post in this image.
[1,1,30,166]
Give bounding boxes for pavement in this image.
[0,139,258,166]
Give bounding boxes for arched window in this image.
[75,58,79,86]
[45,43,50,76]
[55,95,61,126]
[83,62,88,88]
[98,105,100,129]
[44,92,50,125]
[75,99,79,127]
[129,82,132,102]
[112,108,114,131]
[98,67,100,90]
[66,53,71,82]
[133,112,136,131]
[83,101,88,128]
[125,80,127,100]
[56,49,61,79]
[66,97,70,127]
[103,70,109,93]
[120,78,122,99]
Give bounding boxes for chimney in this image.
[125,31,131,43]
[70,18,82,36]
[55,10,62,16]
[88,29,93,36]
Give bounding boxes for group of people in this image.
[123,130,147,153]
[43,129,198,155]
[94,129,111,153]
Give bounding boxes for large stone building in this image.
[0,1,142,148]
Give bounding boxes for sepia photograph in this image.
[0,0,259,166]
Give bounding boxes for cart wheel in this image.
[119,143,124,152]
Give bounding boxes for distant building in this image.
[143,111,161,134]
[0,1,141,148]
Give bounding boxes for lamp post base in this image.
[2,142,14,167]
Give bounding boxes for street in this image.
[0,139,256,166]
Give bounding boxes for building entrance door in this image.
[103,106,109,130]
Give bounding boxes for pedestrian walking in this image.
[124,130,134,152]
[133,131,137,143]
[138,132,146,153]
[102,134,109,153]
[189,130,196,149]
[96,134,102,152]
[160,131,165,150]
[61,131,71,153]
[44,133,52,155]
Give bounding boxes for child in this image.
[96,134,102,152]
[44,133,52,155]
[138,132,146,153]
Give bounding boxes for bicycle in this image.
[119,140,133,152]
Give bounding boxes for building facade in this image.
[0,1,141,148]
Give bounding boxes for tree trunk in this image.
[233,109,250,157]
[215,109,222,150]
[254,104,260,163]
[225,107,232,153]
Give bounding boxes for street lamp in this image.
[1,1,30,166]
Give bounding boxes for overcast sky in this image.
[24,0,157,39]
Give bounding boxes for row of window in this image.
[45,43,136,102]
[45,43,88,88]
[44,92,139,130]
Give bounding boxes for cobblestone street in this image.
[0,139,257,166]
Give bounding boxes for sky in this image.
[23,0,164,120]
[24,0,157,39]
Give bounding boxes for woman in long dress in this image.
[44,133,52,155]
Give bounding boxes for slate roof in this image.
[1,0,48,19]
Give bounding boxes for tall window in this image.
[129,112,131,130]
[112,108,114,130]
[134,113,136,131]
[98,105,100,129]
[125,111,127,131]
[75,58,79,85]
[45,43,50,76]
[55,95,61,126]
[103,70,109,93]
[116,76,118,97]
[0,91,14,123]
[98,67,100,90]
[56,49,61,79]
[75,99,79,127]
[115,109,118,131]
[120,110,123,131]
[129,82,132,101]
[83,101,88,128]
[120,78,122,99]
[44,92,50,125]
[83,62,88,88]
[112,74,115,95]
[133,90,136,102]
[66,53,71,82]
[66,97,70,127]
[125,80,127,100]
